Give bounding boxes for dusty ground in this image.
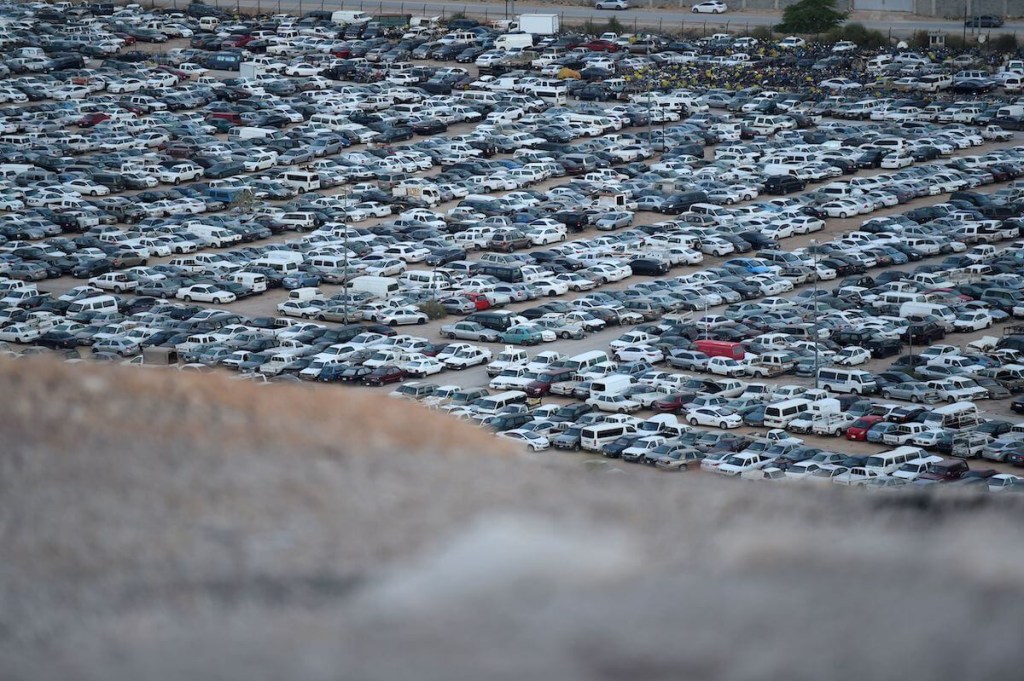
[1,357,1023,681]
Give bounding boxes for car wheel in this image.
[184,296,192,302]
[561,332,571,339]
[850,387,859,395]
[389,320,398,327]
[417,318,426,325]
[689,418,698,426]
[911,395,920,403]
[447,332,456,339]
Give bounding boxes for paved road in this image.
[172,0,1024,36]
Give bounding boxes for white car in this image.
[595,0,630,9]
[833,346,871,366]
[881,153,914,169]
[586,393,641,413]
[686,406,743,429]
[361,258,407,277]
[954,311,993,331]
[691,0,727,12]
[614,345,665,363]
[277,299,323,318]
[402,356,444,377]
[528,226,567,245]
[443,346,492,369]
[379,306,429,326]
[497,430,551,451]
[384,245,431,263]
[819,78,863,91]
[530,277,571,297]
[176,284,237,304]
[778,36,806,48]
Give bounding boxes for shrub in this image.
[775,0,848,34]
[418,300,448,321]
[992,33,1019,54]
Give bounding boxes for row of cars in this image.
[388,371,1024,491]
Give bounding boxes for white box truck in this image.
[518,14,560,35]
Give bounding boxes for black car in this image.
[966,15,1003,27]
[865,337,904,358]
[904,321,945,344]
[71,257,113,278]
[629,258,670,276]
[763,175,806,195]
[411,119,448,135]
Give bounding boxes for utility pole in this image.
[811,238,820,390]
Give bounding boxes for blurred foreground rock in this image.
[1,359,1022,681]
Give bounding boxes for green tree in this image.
[775,0,848,34]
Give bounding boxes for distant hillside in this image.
[1,359,1022,681]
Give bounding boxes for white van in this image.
[580,421,638,452]
[922,402,980,430]
[471,390,528,417]
[252,255,300,276]
[231,272,268,293]
[878,291,928,306]
[400,270,452,291]
[229,126,277,141]
[456,90,500,106]
[899,301,956,326]
[348,275,401,300]
[763,398,812,429]
[280,170,321,193]
[495,33,533,50]
[288,287,323,303]
[189,225,241,248]
[563,350,610,376]
[816,367,878,395]
[589,374,635,398]
[66,294,118,321]
[864,446,927,476]
[331,10,372,24]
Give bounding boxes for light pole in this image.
[811,238,820,389]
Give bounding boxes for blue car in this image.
[282,272,322,290]
[723,258,771,274]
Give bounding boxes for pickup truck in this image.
[811,413,856,437]
[976,366,1024,393]
[485,346,529,377]
[746,359,787,378]
[832,466,886,486]
[550,379,585,397]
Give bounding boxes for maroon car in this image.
[362,364,407,386]
[651,392,696,414]
[919,459,970,482]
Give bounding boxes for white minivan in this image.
[763,398,812,429]
[67,294,118,322]
[580,421,637,452]
[816,368,878,395]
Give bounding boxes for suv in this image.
[918,459,970,482]
[904,321,945,344]
[764,175,807,195]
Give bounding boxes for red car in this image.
[362,364,407,386]
[463,292,492,311]
[586,39,619,52]
[77,112,110,127]
[845,415,883,441]
[652,392,696,414]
